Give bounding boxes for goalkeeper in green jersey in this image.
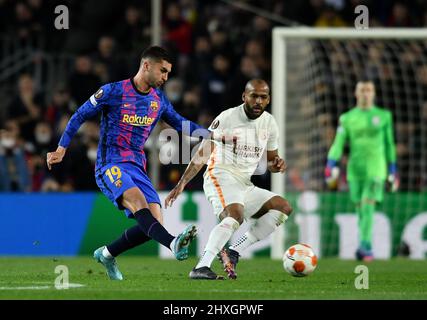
[325,80,399,262]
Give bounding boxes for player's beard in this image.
[245,103,264,119]
[146,73,161,88]
[152,79,164,88]
[149,78,158,88]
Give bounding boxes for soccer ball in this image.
[283,244,318,277]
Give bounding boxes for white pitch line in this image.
[67,283,85,288]
[0,286,50,290]
[71,287,288,294]
[0,283,85,290]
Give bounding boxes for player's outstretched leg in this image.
[93,246,123,280]
[93,225,151,280]
[171,224,198,261]
[122,189,197,260]
[131,206,198,261]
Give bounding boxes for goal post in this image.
[271,27,427,260]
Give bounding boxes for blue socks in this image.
[134,208,175,250]
[107,225,151,257]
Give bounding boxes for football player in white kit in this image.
[165,79,293,279]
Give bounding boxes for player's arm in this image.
[165,139,215,208]
[385,111,399,192]
[165,113,225,208]
[160,95,212,139]
[265,117,286,173]
[267,150,287,173]
[46,85,111,170]
[325,115,348,188]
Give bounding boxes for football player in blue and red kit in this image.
[47,46,210,280]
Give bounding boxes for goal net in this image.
[271,28,427,260]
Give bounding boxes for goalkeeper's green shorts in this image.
[349,179,385,203]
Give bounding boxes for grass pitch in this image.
[0,256,426,300]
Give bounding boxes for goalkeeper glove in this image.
[325,159,340,189]
[387,163,399,192]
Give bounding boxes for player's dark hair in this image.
[245,79,270,92]
[140,46,172,64]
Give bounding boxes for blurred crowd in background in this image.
[0,0,426,192]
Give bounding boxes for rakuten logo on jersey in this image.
[122,114,155,126]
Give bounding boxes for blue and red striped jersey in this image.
[59,78,209,171]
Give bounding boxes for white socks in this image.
[102,246,113,259]
[229,232,258,254]
[195,250,217,269]
[230,210,287,255]
[169,237,177,253]
[195,210,288,268]
[196,217,240,269]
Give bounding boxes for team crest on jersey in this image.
[372,116,380,126]
[259,129,268,140]
[150,101,159,111]
[211,120,220,130]
[94,88,104,99]
[114,180,122,188]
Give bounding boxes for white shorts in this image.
[203,168,278,220]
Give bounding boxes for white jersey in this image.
[205,104,279,182]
